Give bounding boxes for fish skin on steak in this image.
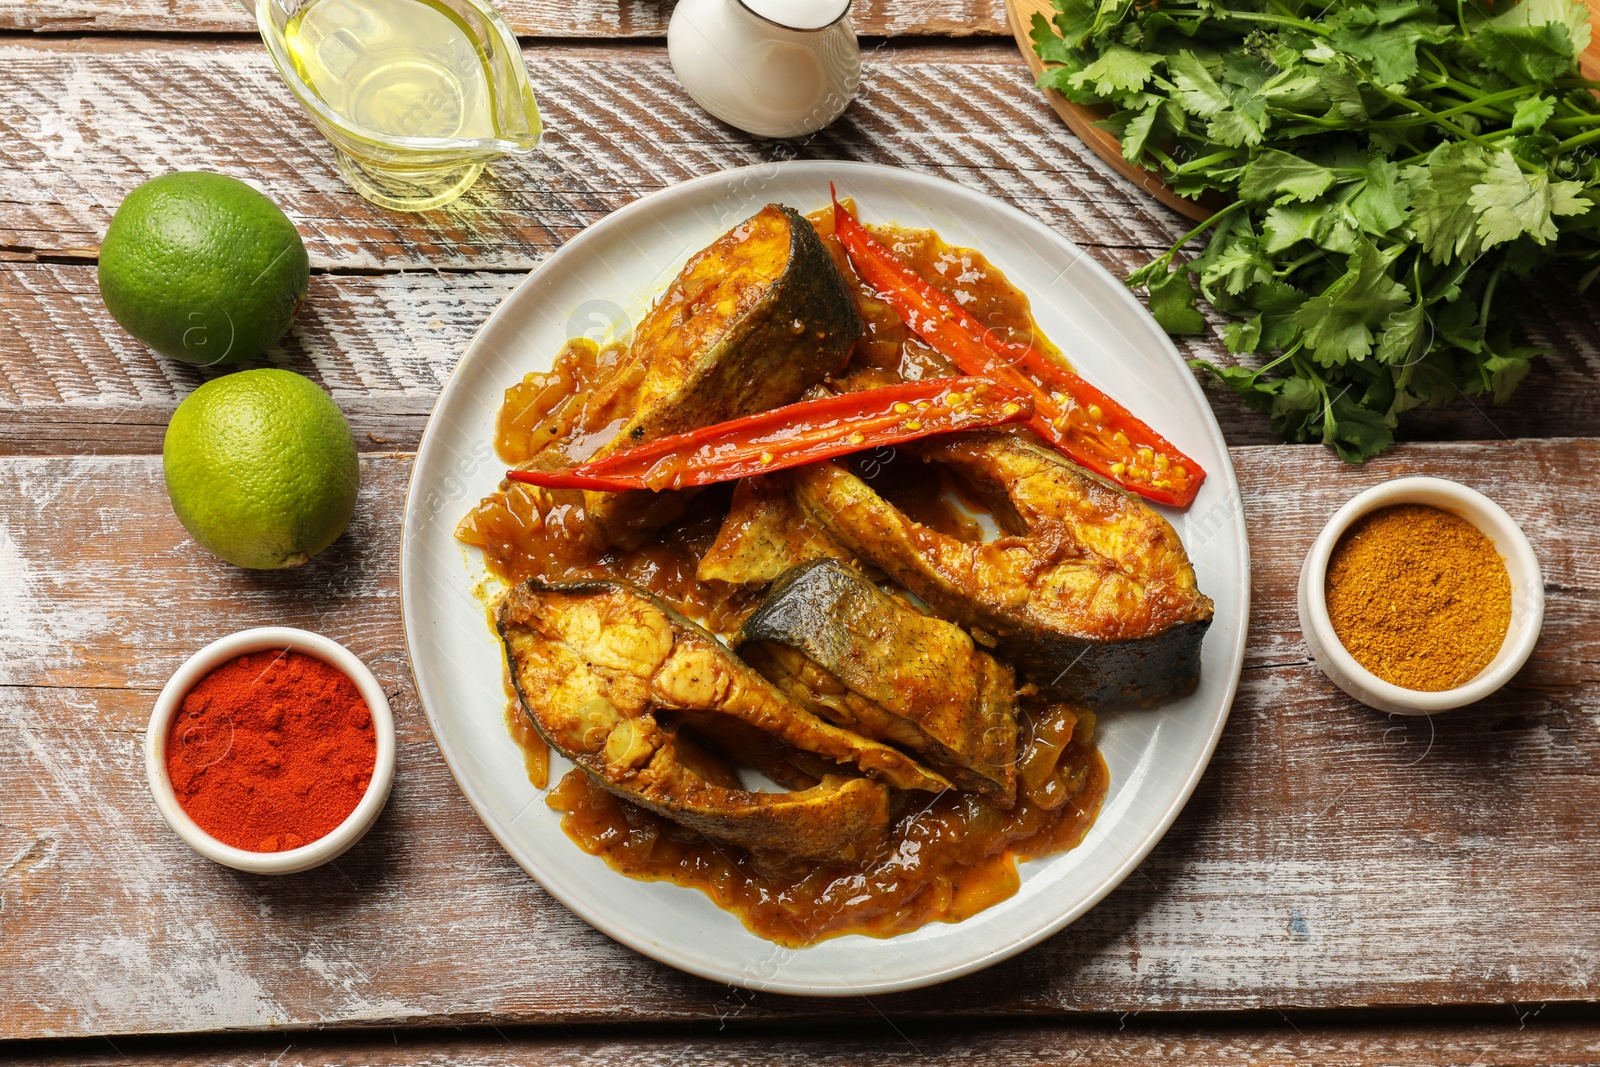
[740,558,1019,802]
[571,204,863,547]
[497,579,952,862]
[792,432,1214,705]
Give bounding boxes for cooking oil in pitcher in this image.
[286,0,495,142]
[253,0,541,211]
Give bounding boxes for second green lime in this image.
[164,369,358,570]
[99,172,309,366]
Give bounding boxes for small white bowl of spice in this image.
[1298,476,1543,715]
[145,627,397,874]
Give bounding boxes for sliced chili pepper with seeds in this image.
[830,187,1206,508]
[505,376,1033,493]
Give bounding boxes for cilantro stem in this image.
[1360,86,1530,129]
[1431,85,1535,119]
[1420,52,1480,95]
[1255,339,1304,378]
[1276,250,1325,277]
[1428,57,1519,99]
[1228,339,1304,385]
[1169,198,1247,251]
[1478,262,1505,333]
[1266,110,1351,128]
[1555,127,1600,153]
[1370,84,1526,161]
[1166,9,1329,35]
[1430,74,1494,102]
[1172,149,1246,175]
[1136,198,1248,287]
[1557,95,1600,120]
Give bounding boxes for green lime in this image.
[164,369,359,570]
[99,172,309,366]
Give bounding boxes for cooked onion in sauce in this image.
[547,704,1104,946]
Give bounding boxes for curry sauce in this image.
[456,206,1110,945]
[547,706,1105,947]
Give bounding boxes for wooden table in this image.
[2,1,1598,1062]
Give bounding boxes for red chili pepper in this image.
[505,376,1033,493]
[829,188,1206,508]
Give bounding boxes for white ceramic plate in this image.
[401,160,1250,995]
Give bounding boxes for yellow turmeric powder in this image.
[1324,504,1511,692]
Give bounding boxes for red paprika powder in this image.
[167,650,376,852]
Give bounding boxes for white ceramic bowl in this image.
[1297,477,1543,715]
[145,627,396,874]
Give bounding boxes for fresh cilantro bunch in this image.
[1032,0,1600,459]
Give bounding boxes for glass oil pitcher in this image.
[249,0,541,211]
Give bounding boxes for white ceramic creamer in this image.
[668,0,860,138]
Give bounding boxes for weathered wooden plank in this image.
[0,263,514,454]
[1,441,1596,1038]
[0,39,1178,271]
[5,257,1595,456]
[0,0,1007,37]
[4,40,1595,453]
[10,1018,1600,1065]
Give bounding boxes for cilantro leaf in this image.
[1410,142,1491,264]
[1348,157,1414,235]
[1031,12,1080,62]
[1207,104,1267,147]
[1119,105,1162,163]
[1191,359,1278,414]
[1239,149,1338,203]
[1291,240,1410,365]
[1069,45,1162,99]
[1241,278,1308,352]
[1471,149,1592,249]
[1401,357,1464,409]
[1328,2,1441,84]
[1167,50,1232,117]
[1374,301,1427,366]
[1436,294,1487,354]
[1039,1,1094,51]
[1317,61,1370,123]
[1478,348,1537,401]
[1270,374,1324,441]
[1143,263,1208,335]
[1259,69,1323,111]
[1222,315,1263,353]
[1474,24,1579,84]
[1262,201,1361,254]
[1512,94,1556,134]
[1471,0,1589,83]
[1326,393,1395,462]
[1516,0,1593,54]
[1197,233,1273,297]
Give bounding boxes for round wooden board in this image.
[1007,0,1600,225]
[1004,0,1212,222]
